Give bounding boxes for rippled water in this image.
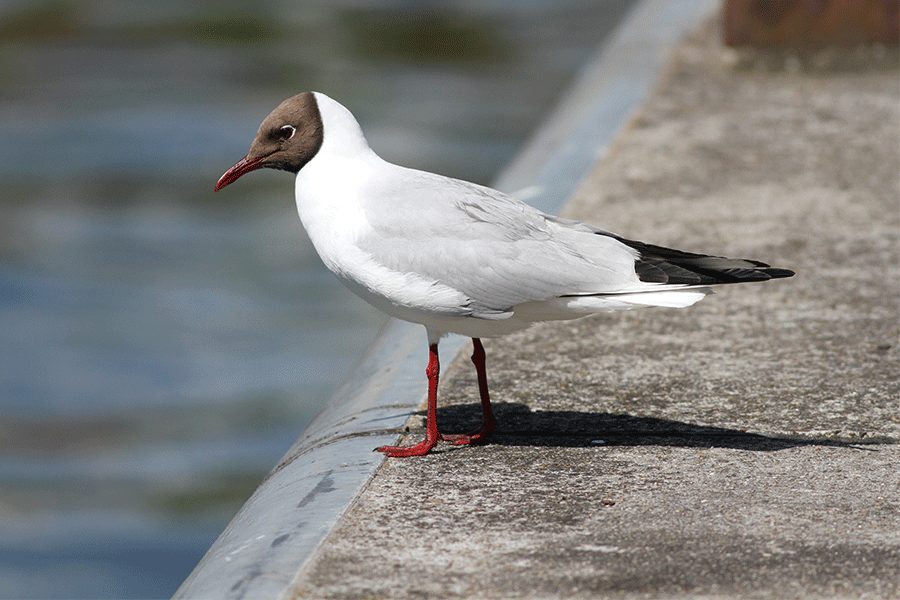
[0,1,634,597]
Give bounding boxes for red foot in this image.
[374,338,498,457]
[375,342,442,458]
[375,438,438,457]
[444,338,498,446]
[440,416,497,446]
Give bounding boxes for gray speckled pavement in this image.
[289,20,900,600]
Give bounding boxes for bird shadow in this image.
[422,402,887,452]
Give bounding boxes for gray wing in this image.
[356,169,643,318]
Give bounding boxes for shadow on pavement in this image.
[428,402,891,451]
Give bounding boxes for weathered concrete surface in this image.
[289,20,900,600]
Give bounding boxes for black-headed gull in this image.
[216,92,794,457]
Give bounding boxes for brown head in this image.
[215,92,324,191]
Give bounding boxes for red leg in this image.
[375,343,442,457]
[442,338,497,446]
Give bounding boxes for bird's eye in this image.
[276,125,296,141]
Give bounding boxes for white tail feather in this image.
[611,288,712,308]
[513,287,712,321]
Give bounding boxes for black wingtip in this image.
[612,235,795,286]
[760,267,795,280]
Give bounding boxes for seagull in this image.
[215,92,794,457]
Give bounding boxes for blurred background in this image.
[0,0,636,597]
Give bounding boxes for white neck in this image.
[311,92,379,163]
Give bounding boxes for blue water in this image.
[0,0,634,597]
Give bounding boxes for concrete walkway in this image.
[289,19,900,600]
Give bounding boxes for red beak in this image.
[215,154,266,191]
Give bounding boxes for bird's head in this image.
[215,92,324,191]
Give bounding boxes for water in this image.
[0,1,635,597]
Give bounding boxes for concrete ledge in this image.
[289,16,899,600]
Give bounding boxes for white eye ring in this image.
[278,125,296,140]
